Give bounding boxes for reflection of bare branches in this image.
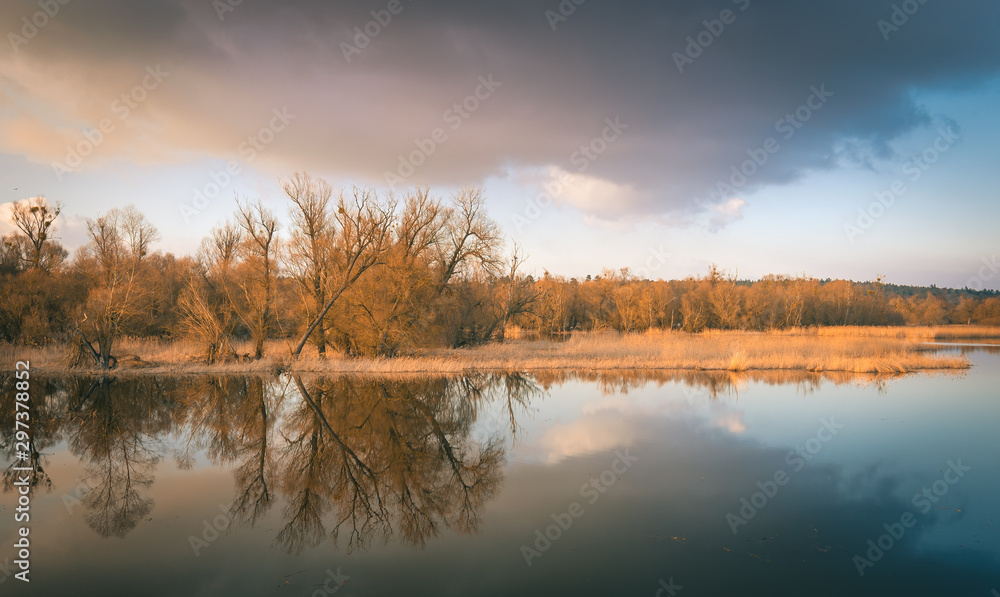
[0,375,65,495]
[65,377,170,538]
[2,437,51,493]
[230,377,282,527]
[82,442,154,538]
[409,394,503,535]
[529,368,912,400]
[292,376,389,552]
[174,376,253,466]
[494,372,539,444]
[268,374,537,553]
[436,372,538,447]
[273,427,329,554]
[1,371,537,552]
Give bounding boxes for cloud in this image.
[541,166,642,219]
[0,197,90,248]
[708,197,747,231]
[1,0,998,223]
[0,202,14,236]
[537,414,635,464]
[709,402,747,434]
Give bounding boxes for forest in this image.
[2,173,999,368]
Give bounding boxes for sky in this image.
[0,0,998,289]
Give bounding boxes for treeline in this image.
[1,176,998,368]
[1,176,538,367]
[523,266,1000,333]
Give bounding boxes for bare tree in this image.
[178,275,237,364]
[203,220,242,270]
[336,187,446,355]
[9,196,63,271]
[494,243,542,341]
[234,199,280,359]
[291,188,395,356]
[76,206,159,369]
[708,269,743,330]
[284,173,335,355]
[435,187,503,292]
[176,222,244,363]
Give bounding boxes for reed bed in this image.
[3,325,988,375]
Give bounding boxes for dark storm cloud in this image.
[2,0,998,219]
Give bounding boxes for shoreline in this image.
[4,326,992,377]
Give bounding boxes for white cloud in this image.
[546,166,640,217]
[524,165,650,224]
[708,197,747,231]
[537,413,635,464]
[0,198,90,249]
[0,202,15,236]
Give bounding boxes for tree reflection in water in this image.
[1,369,878,552]
[175,372,539,553]
[64,376,175,538]
[272,374,520,552]
[1,375,61,495]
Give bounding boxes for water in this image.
[1,345,998,596]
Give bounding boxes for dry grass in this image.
[2,325,988,375]
[539,329,972,373]
[392,329,971,374]
[776,325,1000,340]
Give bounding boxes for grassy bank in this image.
[3,325,993,375]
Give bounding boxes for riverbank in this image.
[4,325,993,375]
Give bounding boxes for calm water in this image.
[1,345,999,596]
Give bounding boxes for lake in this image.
[2,343,998,596]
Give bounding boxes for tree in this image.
[9,196,64,271]
[332,187,446,355]
[708,268,743,330]
[177,222,244,363]
[75,206,159,369]
[0,198,78,342]
[434,187,502,293]
[429,188,507,346]
[234,200,281,359]
[292,188,395,356]
[284,173,335,355]
[493,243,542,341]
